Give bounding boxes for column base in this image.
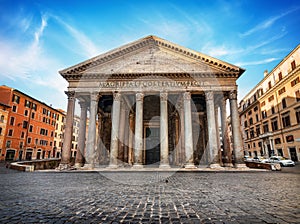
[209,163,224,169]
[83,163,95,170]
[159,164,171,169]
[107,164,118,169]
[234,163,249,169]
[57,163,72,171]
[223,163,234,167]
[132,164,144,169]
[184,163,197,169]
[74,163,83,168]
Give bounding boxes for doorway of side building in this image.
[26,149,33,160]
[5,149,15,161]
[289,147,298,162]
[145,127,160,166]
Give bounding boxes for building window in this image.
[27,137,31,144]
[23,121,28,129]
[282,112,291,128]
[291,76,299,87]
[286,135,294,142]
[245,130,249,139]
[262,110,267,119]
[21,132,25,138]
[261,101,265,107]
[250,128,255,138]
[295,90,300,102]
[29,125,33,132]
[8,129,13,136]
[291,60,296,70]
[256,125,261,136]
[24,100,31,108]
[31,112,35,119]
[20,141,24,149]
[6,140,11,148]
[268,95,274,102]
[263,122,269,133]
[278,87,286,95]
[24,110,28,116]
[10,117,15,126]
[296,109,300,124]
[248,110,252,115]
[274,138,281,144]
[249,118,253,125]
[271,106,275,114]
[282,98,287,109]
[0,127,2,135]
[256,114,259,122]
[277,148,283,156]
[268,81,272,89]
[253,142,256,148]
[12,105,17,112]
[244,120,248,128]
[254,106,258,111]
[278,72,282,81]
[12,94,20,104]
[32,103,37,111]
[271,118,278,131]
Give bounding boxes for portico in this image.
[59,35,246,169]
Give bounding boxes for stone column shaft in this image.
[229,90,246,167]
[61,91,75,165]
[128,113,135,165]
[160,92,170,168]
[109,92,121,168]
[183,92,196,168]
[85,93,99,168]
[205,91,220,168]
[75,101,87,167]
[220,98,232,166]
[133,92,144,168]
[118,101,126,165]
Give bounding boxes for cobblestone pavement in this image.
[0,163,299,224]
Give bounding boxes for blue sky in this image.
[1,0,300,111]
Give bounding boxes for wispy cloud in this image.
[51,15,100,58]
[235,57,279,67]
[240,7,300,37]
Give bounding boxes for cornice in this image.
[60,35,244,78]
[62,72,240,81]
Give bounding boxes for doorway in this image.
[289,147,298,162]
[145,127,160,165]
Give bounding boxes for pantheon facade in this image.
[59,35,246,169]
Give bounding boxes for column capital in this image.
[229,90,237,100]
[113,92,122,101]
[183,91,191,101]
[78,100,88,109]
[136,92,144,102]
[160,92,168,101]
[205,91,214,101]
[90,92,100,102]
[65,91,75,99]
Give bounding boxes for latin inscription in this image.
[98,80,209,88]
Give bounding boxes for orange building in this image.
[0,85,62,161]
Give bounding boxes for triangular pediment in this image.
[60,35,245,79]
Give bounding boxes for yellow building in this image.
[239,44,300,161]
[53,109,66,158]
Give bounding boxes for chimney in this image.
[264,70,268,77]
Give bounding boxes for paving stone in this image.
[0,163,299,223]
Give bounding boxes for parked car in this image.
[263,156,295,167]
[252,156,265,162]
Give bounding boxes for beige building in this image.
[239,44,300,161]
[58,35,246,169]
[53,109,65,158]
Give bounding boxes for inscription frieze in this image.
[98,80,209,89]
